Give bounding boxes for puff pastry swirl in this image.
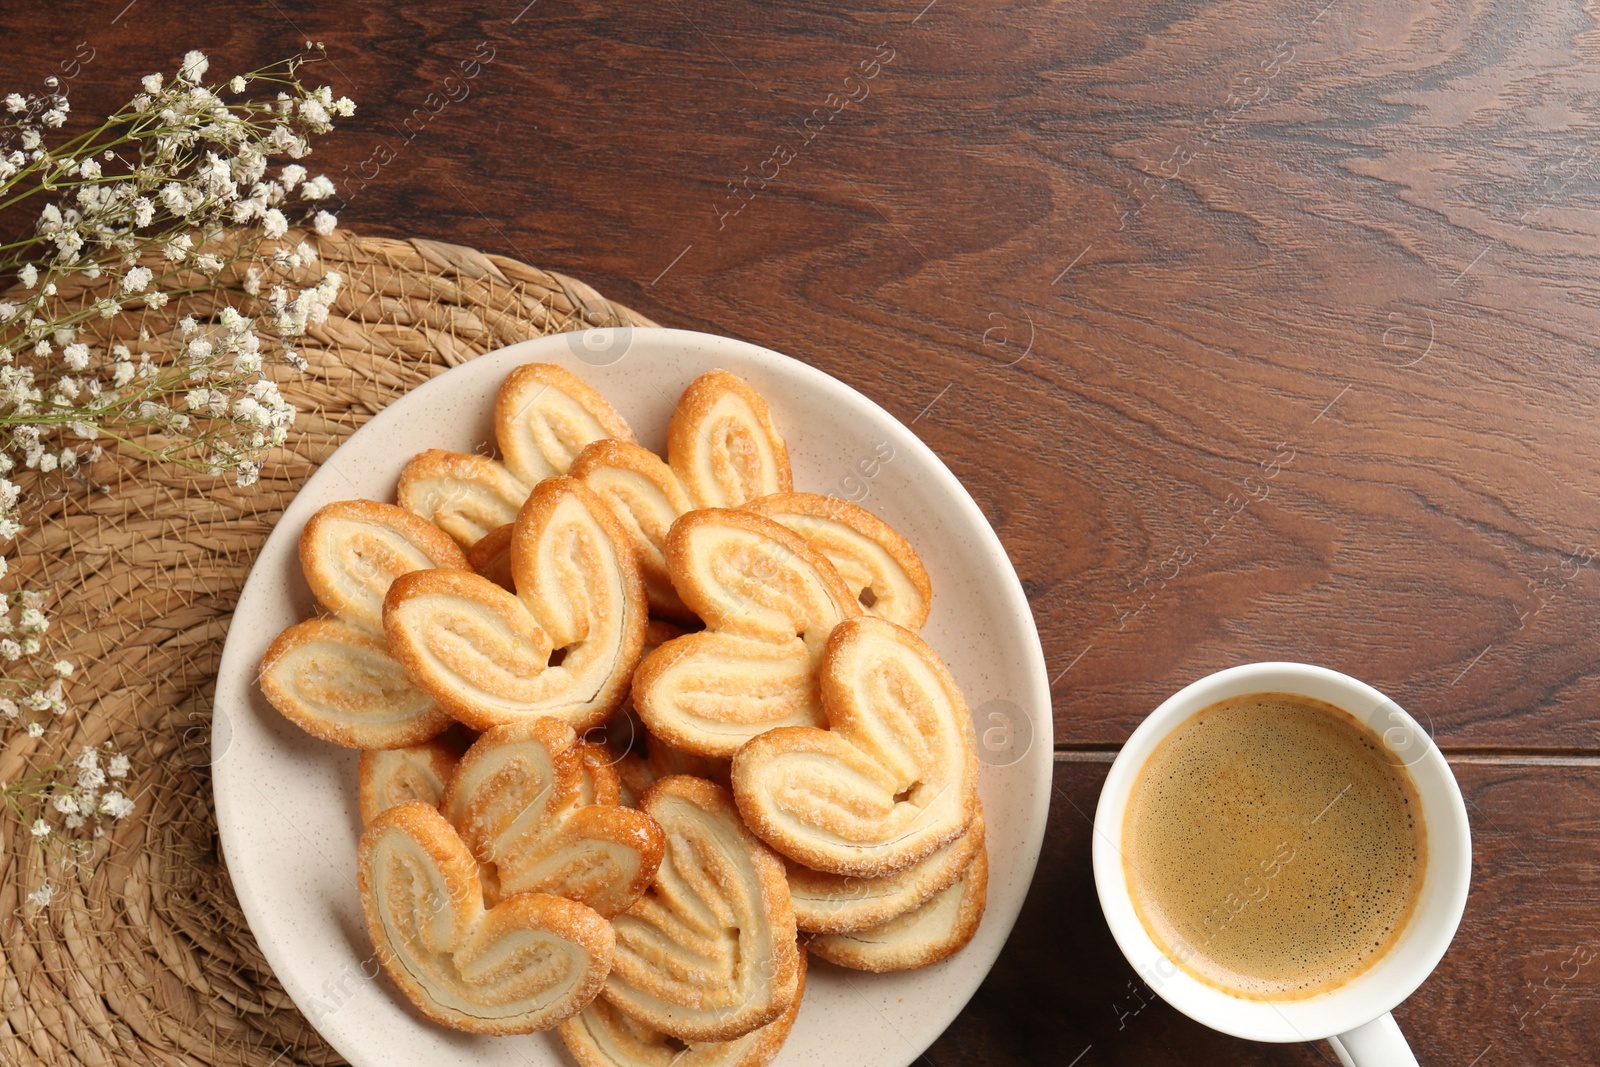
[357,802,615,1033]
[441,717,663,918]
[383,477,647,731]
[806,845,987,972]
[631,510,860,758]
[605,776,800,1042]
[260,500,467,748]
[398,362,634,547]
[561,950,806,1067]
[358,737,462,826]
[731,617,979,877]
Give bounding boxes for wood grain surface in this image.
[3,0,1597,1064]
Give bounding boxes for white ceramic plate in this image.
[213,327,1052,1066]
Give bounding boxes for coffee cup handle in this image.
[1326,1013,1419,1067]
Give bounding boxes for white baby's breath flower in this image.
[301,174,336,201]
[28,884,52,907]
[30,818,50,838]
[179,50,210,83]
[100,791,136,819]
[0,55,347,815]
[261,207,289,239]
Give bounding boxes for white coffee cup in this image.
[1092,662,1472,1066]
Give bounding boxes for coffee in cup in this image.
[1121,692,1426,1001]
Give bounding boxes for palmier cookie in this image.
[383,477,647,732]
[260,500,467,749]
[806,845,987,972]
[566,371,791,620]
[744,492,932,630]
[442,718,663,918]
[357,802,614,1034]
[569,439,696,622]
[606,776,800,1042]
[788,805,985,934]
[561,950,807,1067]
[631,510,861,758]
[358,737,462,826]
[732,617,978,877]
[668,369,791,509]
[398,363,634,547]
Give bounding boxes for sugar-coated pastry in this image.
[788,805,985,934]
[298,499,470,633]
[260,500,466,749]
[397,448,527,548]
[570,439,696,622]
[668,370,791,509]
[632,510,860,758]
[494,362,635,488]
[744,492,932,630]
[806,846,987,972]
[731,617,978,877]
[466,521,516,591]
[606,776,800,1042]
[398,362,634,548]
[560,950,807,1067]
[262,618,453,748]
[441,718,663,918]
[358,737,462,826]
[357,802,616,1034]
[383,477,648,732]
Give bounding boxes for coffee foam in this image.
[1122,693,1426,1000]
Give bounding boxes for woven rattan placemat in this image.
[0,231,655,1066]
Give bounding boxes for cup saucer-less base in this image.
[212,329,1053,1067]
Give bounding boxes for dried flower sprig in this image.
[0,47,354,908]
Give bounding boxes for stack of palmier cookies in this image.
[259,360,987,1065]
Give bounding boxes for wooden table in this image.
[9,1,1597,1063]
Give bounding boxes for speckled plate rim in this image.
[212,327,1052,1067]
